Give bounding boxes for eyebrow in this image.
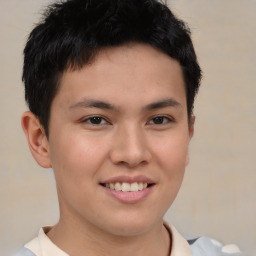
[143,98,182,111]
[69,98,182,112]
[69,98,117,111]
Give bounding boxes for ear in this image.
[186,115,195,166]
[21,111,52,168]
[188,115,195,140]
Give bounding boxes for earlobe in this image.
[21,111,52,168]
[186,115,195,166]
[189,115,195,140]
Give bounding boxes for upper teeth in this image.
[105,182,148,192]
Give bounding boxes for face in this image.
[46,43,193,236]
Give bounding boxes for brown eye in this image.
[82,116,109,125]
[89,116,103,124]
[148,116,172,125]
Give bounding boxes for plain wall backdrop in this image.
[0,0,255,255]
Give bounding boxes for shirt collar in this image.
[26,224,192,256]
[164,222,193,256]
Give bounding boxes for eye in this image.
[82,116,109,125]
[147,116,172,125]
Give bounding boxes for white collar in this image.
[25,223,192,256]
[164,222,192,256]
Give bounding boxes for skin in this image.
[22,43,194,256]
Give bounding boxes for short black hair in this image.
[23,0,202,136]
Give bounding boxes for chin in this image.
[100,214,161,237]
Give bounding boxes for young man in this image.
[17,0,243,255]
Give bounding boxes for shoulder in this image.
[12,247,36,256]
[12,230,41,256]
[189,236,245,256]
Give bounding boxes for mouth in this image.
[100,182,154,192]
[99,176,156,203]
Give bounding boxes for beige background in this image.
[0,0,255,255]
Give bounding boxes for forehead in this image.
[55,43,186,109]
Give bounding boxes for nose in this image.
[109,125,152,168]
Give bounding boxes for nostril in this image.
[109,133,152,166]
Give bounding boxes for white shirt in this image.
[23,223,192,256]
[14,223,242,256]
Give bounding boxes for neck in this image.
[47,214,171,256]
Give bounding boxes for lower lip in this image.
[100,185,154,204]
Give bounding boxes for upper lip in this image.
[100,175,155,184]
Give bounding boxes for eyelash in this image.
[81,116,110,126]
[81,115,173,126]
[147,115,173,125]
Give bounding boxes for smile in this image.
[100,182,150,192]
[99,176,155,203]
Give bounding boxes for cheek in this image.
[49,129,109,183]
[151,131,189,201]
[152,132,189,172]
[153,133,189,204]
[48,131,111,212]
